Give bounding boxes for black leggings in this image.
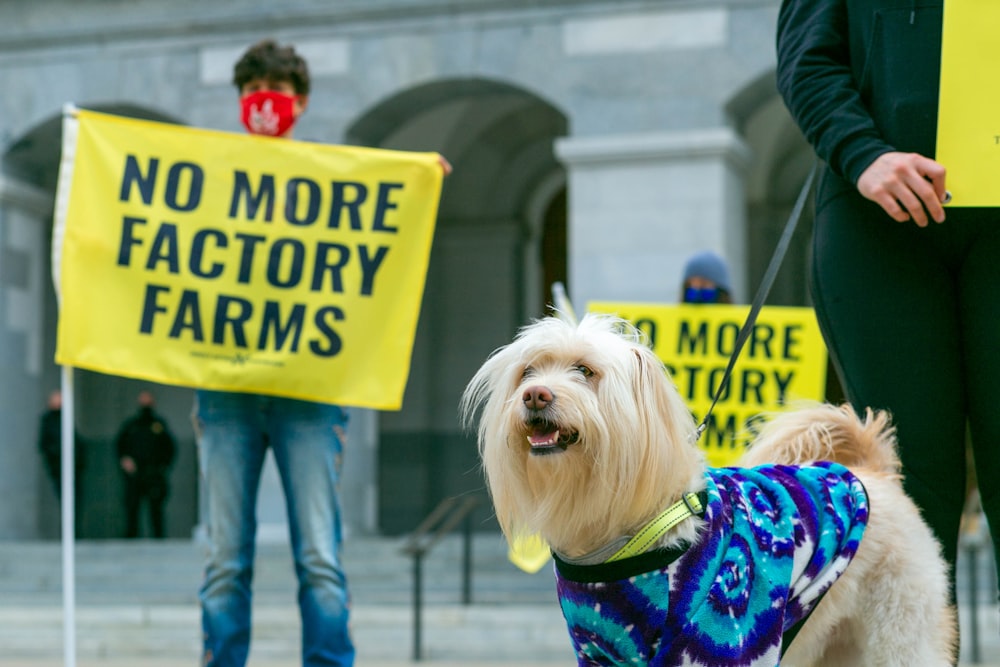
[811,187,1000,590]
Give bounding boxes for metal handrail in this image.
[960,507,990,665]
[400,494,481,661]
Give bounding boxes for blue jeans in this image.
[193,390,355,667]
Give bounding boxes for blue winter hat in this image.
[682,251,731,292]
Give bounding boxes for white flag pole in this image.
[551,281,578,325]
[53,103,80,667]
[60,365,77,667]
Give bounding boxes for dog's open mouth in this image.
[526,421,579,455]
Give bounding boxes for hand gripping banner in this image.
[53,108,443,409]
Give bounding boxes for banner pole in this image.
[551,281,578,325]
[60,364,77,667]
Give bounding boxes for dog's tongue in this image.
[527,428,560,447]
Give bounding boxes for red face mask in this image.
[240,90,299,136]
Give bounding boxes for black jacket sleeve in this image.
[775,0,893,185]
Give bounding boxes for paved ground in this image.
[2,662,566,667]
[7,660,1000,667]
[1,536,997,666]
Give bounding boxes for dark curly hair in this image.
[233,39,310,96]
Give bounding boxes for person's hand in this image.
[437,154,453,176]
[120,456,137,475]
[857,152,948,227]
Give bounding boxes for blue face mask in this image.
[684,286,721,304]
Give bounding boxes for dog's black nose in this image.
[523,385,553,411]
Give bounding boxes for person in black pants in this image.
[116,389,176,538]
[776,0,1000,618]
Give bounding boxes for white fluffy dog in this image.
[461,313,956,666]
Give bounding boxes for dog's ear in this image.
[460,342,518,431]
[629,343,698,451]
[630,345,669,401]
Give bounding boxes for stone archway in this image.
[347,78,568,533]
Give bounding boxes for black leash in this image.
[693,164,817,442]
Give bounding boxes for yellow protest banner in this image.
[588,302,827,467]
[936,0,1000,206]
[53,108,443,409]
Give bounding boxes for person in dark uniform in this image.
[37,389,87,535]
[38,390,86,499]
[116,389,176,538]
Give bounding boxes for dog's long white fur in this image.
[462,313,956,666]
[462,314,706,557]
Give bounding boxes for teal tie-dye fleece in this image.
[553,462,869,666]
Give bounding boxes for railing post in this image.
[462,509,473,605]
[412,550,423,661]
[402,495,481,660]
[967,540,980,664]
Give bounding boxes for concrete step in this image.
[0,536,998,663]
[0,535,564,662]
[0,603,570,663]
[0,534,556,605]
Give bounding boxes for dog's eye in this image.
[522,366,534,380]
[576,364,594,378]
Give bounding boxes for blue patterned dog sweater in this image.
[554,462,869,667]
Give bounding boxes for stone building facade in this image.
[0,0,814,539]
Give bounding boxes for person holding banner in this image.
[193,39,356,667]
[194,39,450,667]
[777,0,1000,623]
[679,250,733,304]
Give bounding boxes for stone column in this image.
[0,176,55,538]
[555,128,751,308]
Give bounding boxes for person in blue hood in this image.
[680,251,733,305]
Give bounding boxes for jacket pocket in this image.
[859,6,943,156]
